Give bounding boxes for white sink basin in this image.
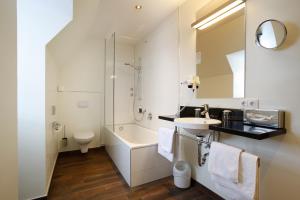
[174,117,221,131]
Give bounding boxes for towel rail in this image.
[174,127,260,168]
[175,126,220,166]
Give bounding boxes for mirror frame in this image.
[255,19,287,49]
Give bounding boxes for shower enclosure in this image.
[103,33,173,187]
[104,33,144,131]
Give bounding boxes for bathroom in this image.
[1,0,300,199]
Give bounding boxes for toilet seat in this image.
[73,131,94,140]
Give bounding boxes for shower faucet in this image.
[147,113,153,120]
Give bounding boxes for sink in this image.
[174,117,221,134]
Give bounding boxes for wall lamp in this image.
[191,0,246,30]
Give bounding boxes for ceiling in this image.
[90,0,186,42]
[48,0,185,65]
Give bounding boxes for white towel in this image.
[211,152,259,200]
[208,142,243,183]
[158,127,175,162]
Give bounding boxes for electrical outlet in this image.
[247,98,259,109]
[240,98,259,109]
[240,99,248,108]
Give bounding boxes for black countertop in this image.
[209,121,286,140]
[158,115,286,140]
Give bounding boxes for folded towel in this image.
[211,152,259,200]
[158,127,175,162]
[208,142,243,183]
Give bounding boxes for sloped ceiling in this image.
[47,0,185,66]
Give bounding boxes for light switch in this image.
[247,98,259,109]
[51,105,56,115]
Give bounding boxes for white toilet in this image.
[73,131,95,153]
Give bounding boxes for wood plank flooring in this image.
[48,148,223,200]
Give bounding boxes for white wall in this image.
[135,0,300,199]
[17,1,73,199]
[0,1,18,199]
[135,11,180,130]
[45,50,60,192]
[55,38,105,152]
[245,0,300,199]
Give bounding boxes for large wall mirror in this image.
[194,0,246,98]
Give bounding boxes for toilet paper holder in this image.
[52,121,62,131]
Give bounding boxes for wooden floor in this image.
[48,148,223,200]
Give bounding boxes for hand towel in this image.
[208,142,243,183]
[211,152,260,200]
[158,127,175,162]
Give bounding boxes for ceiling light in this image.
[192,0,245,30]
[135,5,142,10]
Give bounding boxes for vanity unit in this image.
[159,106,286,140]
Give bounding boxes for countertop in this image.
[158,115,286,140]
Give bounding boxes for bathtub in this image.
[104,124,173,187]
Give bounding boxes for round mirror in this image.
[255,19,287,49]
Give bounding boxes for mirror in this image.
[255,19,287,49]
[196,4,245,98]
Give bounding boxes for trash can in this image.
[173,161,191,189]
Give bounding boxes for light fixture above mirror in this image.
[194,0,246,99]
[192,0,246,30]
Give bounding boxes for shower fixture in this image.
[123,62,144,122]
[124,63,141,71]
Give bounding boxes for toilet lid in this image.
[73,131,95,139]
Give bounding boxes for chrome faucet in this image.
[201,104,210,119]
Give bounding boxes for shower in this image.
[123,62,144,121]
[124,63,141,71]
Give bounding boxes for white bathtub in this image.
[104,124,173,187]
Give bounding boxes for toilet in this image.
[73,131,95,153]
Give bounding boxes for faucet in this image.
[201,104,210,119]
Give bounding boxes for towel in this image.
[158,127,175,162]
[211,152,259,200]
[208,142,243,183]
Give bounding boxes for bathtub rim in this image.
[104,123,158,149]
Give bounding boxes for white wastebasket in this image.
[173,161,191,189]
